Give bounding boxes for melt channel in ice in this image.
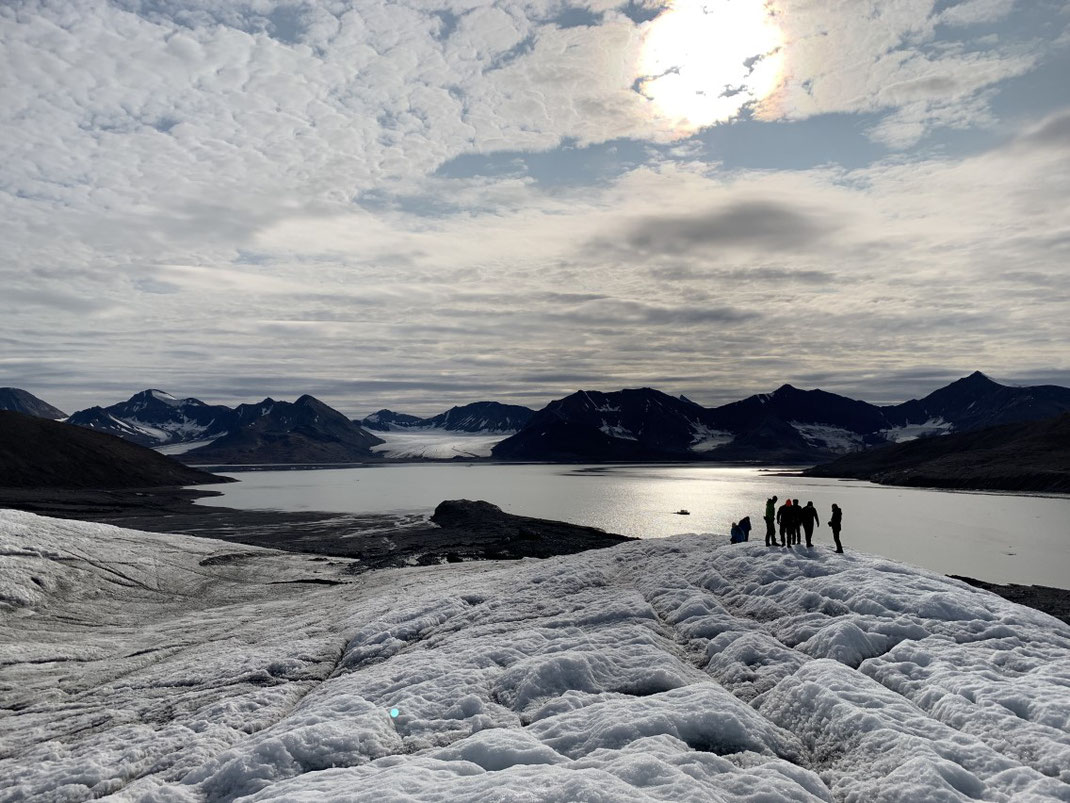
[1,508,1069,801]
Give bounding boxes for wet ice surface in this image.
[2,509,1069,801]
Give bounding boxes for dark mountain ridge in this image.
[361,401,534,433]
[0,411,226,489]
[68,389,236,446]
[0,388,66,419]
[882,371,1070,431]
[492,373,1070,463]
[804,413,1070,493]
[182,395,383,464]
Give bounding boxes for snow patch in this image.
[689,425,734,452]
[881,418,955,443]
[599,422,638,440]
[790,422,866,453]
[154,437,221,455]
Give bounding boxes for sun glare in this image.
[638,0,784,134]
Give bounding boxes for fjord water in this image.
[193,464,1070,589]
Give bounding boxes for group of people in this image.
[730,496,843,553]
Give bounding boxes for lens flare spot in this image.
[389,707,399,718]
[638,0,785,134]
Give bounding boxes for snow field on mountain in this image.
[1,509,1069,801]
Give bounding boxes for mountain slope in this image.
[423,401,534,433]
[68,389,236,446]
[805,413,1070,492]
[881,371,1070,435]
[0,411,226,488]
[182,395,383,464]
[493,388,725,460]
[0,388,66,419]
[361,409,426,431]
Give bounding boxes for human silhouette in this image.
[830,503,843,553]
[776,499,792,546]
[764,496,779,546]
[800,501,820,547]
[790,498,802,545]
[730,521,744,544]
[739,516,751,542]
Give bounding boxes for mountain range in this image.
[804,413,1070,493]
[492,372,1070,462]
[361,401,534,433]
[181,395,383,464]
[4,371,1069,465]
[66,389,235,446]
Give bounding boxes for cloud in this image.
[938,0,1017,27]
[1,0,1068,415]
[611,201,835,256]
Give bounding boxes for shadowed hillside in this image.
[805,413,1070,493]
[0,411,227,489]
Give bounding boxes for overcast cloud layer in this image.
[2,0,1068,416]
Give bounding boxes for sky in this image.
[2,0,1069,418]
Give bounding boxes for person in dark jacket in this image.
[800,501,820,547]
[830,503,843,553]
[764,496,779,546]
[730,521,744,544]
[739,516,752,542]
[776,499,792,545]
[790,498,802,545]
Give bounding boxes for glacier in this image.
[1,508,1069,801]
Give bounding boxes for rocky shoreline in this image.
[1,486,1066,623]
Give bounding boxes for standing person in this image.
[790,499,802,545]
[800,501,820,547]
[739,516,752,542]
[764,496,779,546]
[776,498,792,546]
[830,503,843,553]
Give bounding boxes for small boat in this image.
[674,509,690,515]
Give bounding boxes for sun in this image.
[638,0,785,134]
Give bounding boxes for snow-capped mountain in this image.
[806,412,1070,492]
[423,401,535,433]
[880,371,1070,437]
[493,374,1070,462]
[182,395,383,464]
[67,389,236,446]
[4,509,1068,800]
[493,388,726,460]
[361,402,534,433]
[0,387,66,419]
[361,409,426,431]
